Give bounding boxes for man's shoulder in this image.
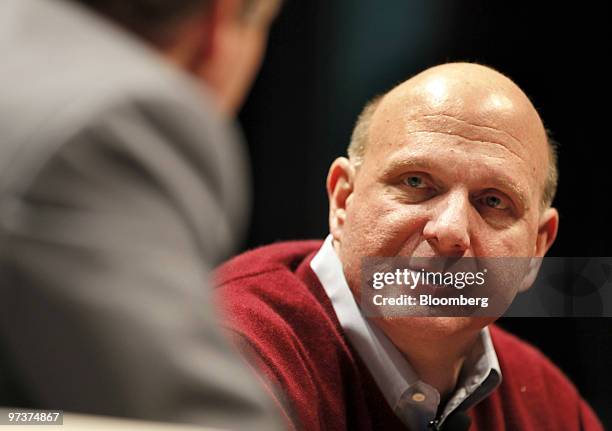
[1,0,187,104]
[215,240,332,337]
[216,240,324,286]
[489,324,580,397]
[0,0,213,156]
[0,1,245,254]
[217,241,356,431]
[485,325,604,428]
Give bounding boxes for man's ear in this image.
[327,157,356,242]
[163,0,227,73]
[535,207,559,258]
[197,0,241,61]
[519,207,560,292]
[186,0,241,91]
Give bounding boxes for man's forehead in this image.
[373,78,542,147]
[365,67,549,183]
[374,110,529,162]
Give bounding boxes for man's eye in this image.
[399,174,437,203]
[404,176,426,188]
[482,195,509,210]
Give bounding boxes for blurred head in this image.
[326,63,559,337]
[76,0,282,115]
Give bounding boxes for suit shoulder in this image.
[0,0,215,150]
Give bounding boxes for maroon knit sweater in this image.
[216,241,603,431]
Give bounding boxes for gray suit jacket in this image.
[0,1,281,429]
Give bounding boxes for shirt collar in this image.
[310,235,502,429]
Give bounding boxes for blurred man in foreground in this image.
[217,63,603,430]
[0,0,283,429]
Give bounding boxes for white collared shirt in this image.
[310,235,501,430]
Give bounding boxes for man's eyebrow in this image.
[486,178,530,211]
[380,157,436,176]
[380,156,530,210]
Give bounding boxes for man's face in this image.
[329,65,558,337]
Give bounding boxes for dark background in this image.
[238,0,611,423]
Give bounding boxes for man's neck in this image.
[373,318,481,403]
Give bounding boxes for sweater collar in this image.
[310,235,502,430]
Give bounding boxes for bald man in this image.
[216,64,603,430]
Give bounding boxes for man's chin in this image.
[371,315,496,340]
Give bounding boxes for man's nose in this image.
[422,190,471,255]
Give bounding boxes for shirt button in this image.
[411,392,426,402]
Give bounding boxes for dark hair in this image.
[74,0,212,43]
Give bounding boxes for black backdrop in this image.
[238,0,611,423]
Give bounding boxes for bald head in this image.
[349,63,557,208]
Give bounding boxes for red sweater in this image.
[216,241,603,431]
